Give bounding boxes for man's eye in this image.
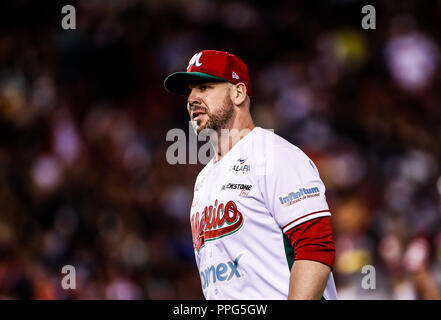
[200,85,208,91]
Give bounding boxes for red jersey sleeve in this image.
[285,216,335,269]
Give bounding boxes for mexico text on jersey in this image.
[191,200,244,252]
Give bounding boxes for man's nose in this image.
[187,88,201,107]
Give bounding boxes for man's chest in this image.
[190,163,263,252]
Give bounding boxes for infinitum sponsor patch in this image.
[278,187,320,207]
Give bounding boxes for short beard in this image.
[203,92,234,133]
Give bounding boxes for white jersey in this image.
[190,127,337,300]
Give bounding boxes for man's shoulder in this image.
[193,153,222,191]
[195,159,213,181]
[252,127,310,161]
[241,127,316,178]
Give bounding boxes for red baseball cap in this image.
[164,50,252,97]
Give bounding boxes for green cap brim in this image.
[164,72,227,95]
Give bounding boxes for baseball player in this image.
[164,50,337,300]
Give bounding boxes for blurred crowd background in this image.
[0,0,440,299]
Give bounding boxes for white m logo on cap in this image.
[187,52,203,70]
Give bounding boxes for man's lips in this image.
[192,110,206,119]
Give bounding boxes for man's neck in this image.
[213,114,255,162]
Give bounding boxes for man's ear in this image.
[231,82,247,106]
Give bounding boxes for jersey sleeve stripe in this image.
[282,210,331,233]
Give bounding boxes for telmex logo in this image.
[200,254,243,290]
[191,200,244,252]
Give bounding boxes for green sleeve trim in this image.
[283,233,295,270]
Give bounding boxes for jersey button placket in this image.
[205,169,214,262]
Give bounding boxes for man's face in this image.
[187,82,234,134]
